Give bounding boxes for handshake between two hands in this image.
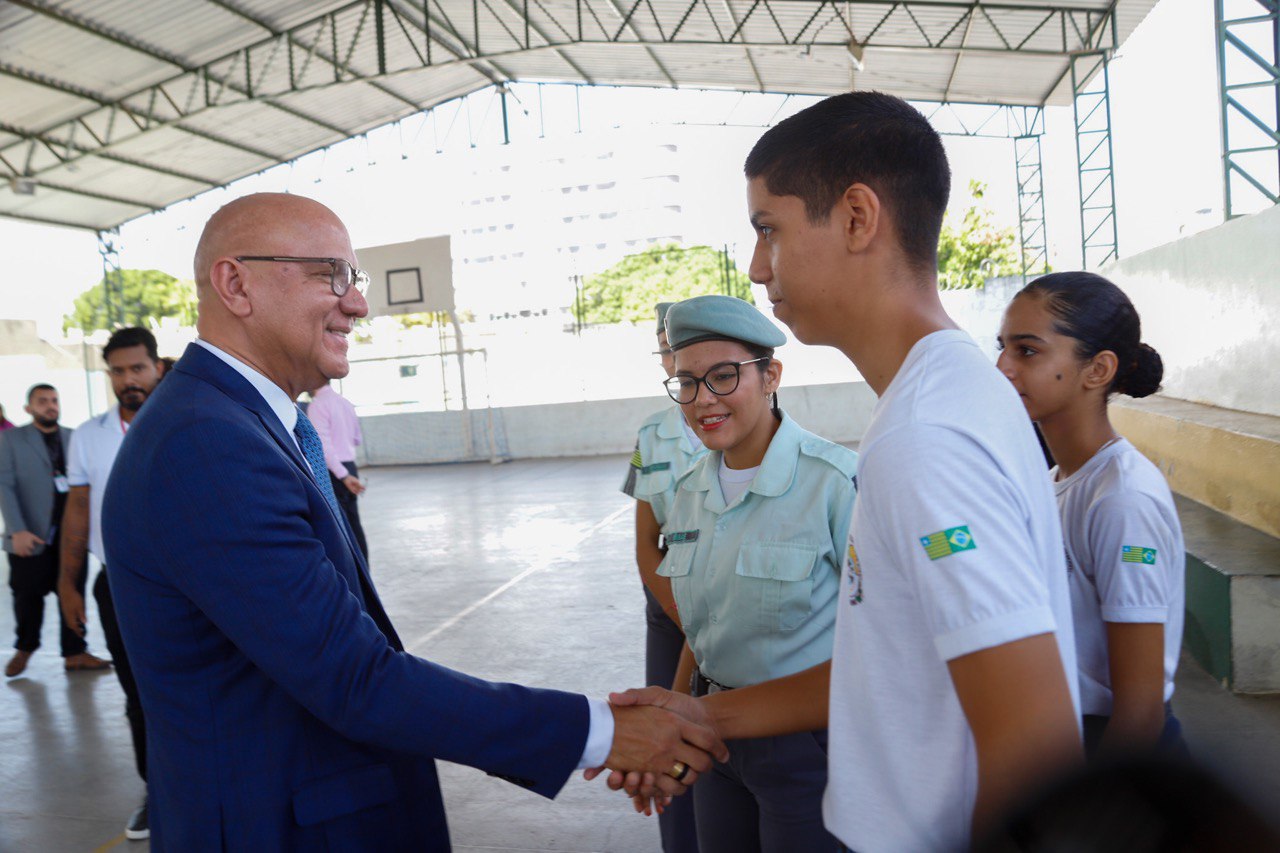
[584,686,727,816]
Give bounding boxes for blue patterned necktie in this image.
[294,407,342,518]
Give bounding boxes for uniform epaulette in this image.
[799,437,858,478]
[672,453,708,490]
[638,408,668,432]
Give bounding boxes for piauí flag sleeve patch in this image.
[630,447,643,468]
[919,526,976,561]
[1121,545,1158,565]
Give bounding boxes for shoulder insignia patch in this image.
[845,538,864,605]
[630,448,643,468]
[1121,545,1157,565]
[919,526,976,560]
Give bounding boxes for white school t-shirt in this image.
[1055,438,1184,715]
[717,457,759,506]
[66,406,128,564]
[824,330,1080,853]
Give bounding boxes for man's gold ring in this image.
[668,760,690,782]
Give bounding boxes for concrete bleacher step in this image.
[1112,395,1280,540]
[1111,395,1280,694]
[1177,495,1280,694]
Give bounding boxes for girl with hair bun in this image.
[997,271,1185,758]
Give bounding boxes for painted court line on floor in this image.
[93,832,126,852]
[408,504,630,653]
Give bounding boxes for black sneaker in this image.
[125,798,149,841]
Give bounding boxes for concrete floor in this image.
[2,454,1279,851]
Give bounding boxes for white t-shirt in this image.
[66,407,128,564]
[824,330,1080,853]
[1055,438,1184,715]
[717,458,759,506]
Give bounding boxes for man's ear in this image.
[1083,350,1118,391]
[840,183,881,254]
[207,258,254,318]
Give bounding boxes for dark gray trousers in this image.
[645,586,699,853]
[95,570,146,782]
[690,676,837,853]
[330,461,368,562]
[9,544,86,656]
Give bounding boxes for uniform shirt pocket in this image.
[735,541,820,631]
[633,467,674,500]
[657,540,697,578]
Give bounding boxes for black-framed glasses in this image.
[652,347,674,357]
[235,256,371,298]
[663,357,770,404]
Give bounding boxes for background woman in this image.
[620,301,706,853]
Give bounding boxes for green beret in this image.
[664,295,786,351]
[655,302,675,335]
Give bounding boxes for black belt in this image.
[691,668,735,696]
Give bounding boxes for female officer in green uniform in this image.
[620,302,706,853]
[657,295,856,853]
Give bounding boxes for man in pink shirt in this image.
[308,380,368,561]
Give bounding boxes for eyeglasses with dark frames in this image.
[235,256,371,298]
[663,357,770,404]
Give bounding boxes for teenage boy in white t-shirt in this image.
[604,93,1081,851]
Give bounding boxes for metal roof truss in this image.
[0,0,1150,231]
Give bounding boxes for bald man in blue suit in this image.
[102,193,724,851]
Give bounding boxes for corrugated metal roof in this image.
[0,0,1159,230]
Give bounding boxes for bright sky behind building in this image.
[2,0,1224,337]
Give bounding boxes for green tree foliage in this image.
[393,309,475,330]
[578,243,754,325]
[937,181,1025,290]
[64,269,198,333]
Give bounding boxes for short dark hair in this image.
[745,92,951,270]
[103,327,160,363]
[1017,272,1163,398]
[26,383,56,402]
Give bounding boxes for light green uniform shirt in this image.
[620,405,707,527]
[658,412,857,688]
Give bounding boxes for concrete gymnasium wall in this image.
[359,380,878,465]
[358,206,1280,466]
[1101,204,1280,419]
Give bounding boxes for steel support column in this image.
[1071,52,1118,269]
[96,227,125,329]
[1014,132,1048,281]
[1215,0,1280,218]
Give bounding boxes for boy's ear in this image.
[840,183,881,254]
[1083,350,1118,391]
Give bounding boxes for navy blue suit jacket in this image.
[103,344,589,851]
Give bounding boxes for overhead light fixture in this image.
[8,177,36,196]
[847,38,865,72]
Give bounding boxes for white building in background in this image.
[453,127,690,322]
